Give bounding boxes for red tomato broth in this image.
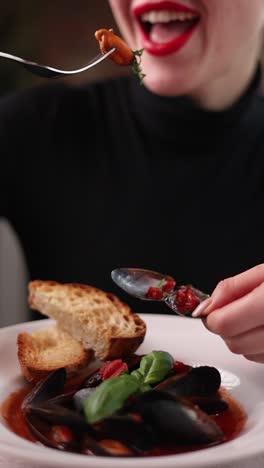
[1,386,36,442]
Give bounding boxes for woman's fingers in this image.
[197,265,264,363]
[193,264,264,318]
[223,326,264,355]
[243,354,264,363]
[203,281,264,337]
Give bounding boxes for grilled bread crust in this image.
[28,281,146,361]
[17,325,92,383]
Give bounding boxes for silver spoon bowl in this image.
[0,48,115,78]
[111,267,209,317]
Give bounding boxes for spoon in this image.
[0,48,115,78]
[111,268,209,317]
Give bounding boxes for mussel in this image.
[21,370,81,445]
[189,396,228,415]
[81,370,103,389]
[132,391,224,445]
[22,367,66,410]
[21,365,226,456]
[155,366,221,398]
[94,413,157,452]
[27,402,89,429]
[81,434,138,457]
[22,369,139,456]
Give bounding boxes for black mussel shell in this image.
[81,370,102,389]
[94,414,157,452]
[22,368,66,410]
[133,391,224,445]
[26,402,90,431]
[81,434,138,457]
[26,413,129,455]
[46,392,75,406]
[25,413,78,451]
[155,366,221,398]
[25,413,61,449]
[190,396,228,415]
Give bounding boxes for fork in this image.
[0,48,116,78]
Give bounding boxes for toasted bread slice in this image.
[17,325,92,383]
[28,281,146,360]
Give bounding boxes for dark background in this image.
[0,0,129,96]
[0,1,129,327]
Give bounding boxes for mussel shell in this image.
[22,368,66,410]
[46,392,75,406]
[155,366,221,398]
[190,396,228,415]
[25,413,60,449]
[94,414,157,452]
[81,434,138,457]
[133,391,224,445]
[26,402,90,431]
[21,369,88,429]
[26,413,129,456]
[81,371,102,389]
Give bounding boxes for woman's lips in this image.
[133,1,200,57]
[139,21,199,56]
[134,1,200,16]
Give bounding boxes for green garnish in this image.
[84,374,138,424]
[84,350,174,424]
[131,49,146,84]
[132,351,174,385]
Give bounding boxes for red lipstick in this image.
[133,1,200,57]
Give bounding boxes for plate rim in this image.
[0,315,264,468]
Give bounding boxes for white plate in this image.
[1,315,264,468]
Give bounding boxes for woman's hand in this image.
[193,264,264,362]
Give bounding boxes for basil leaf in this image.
[130,368,144,384]
[141,383,152,392]
[138,351,174,385]
[130,370,151,392]
[84,375,139,424]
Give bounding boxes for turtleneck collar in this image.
[129,66,261,144]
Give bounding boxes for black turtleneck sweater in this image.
[1,69,264,316]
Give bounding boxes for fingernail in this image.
[192,298,212,318]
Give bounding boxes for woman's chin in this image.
[142,73,191,97]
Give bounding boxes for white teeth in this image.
[141,10,197,23]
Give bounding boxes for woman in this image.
[107,0,264,362]
[1,0,264,361]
